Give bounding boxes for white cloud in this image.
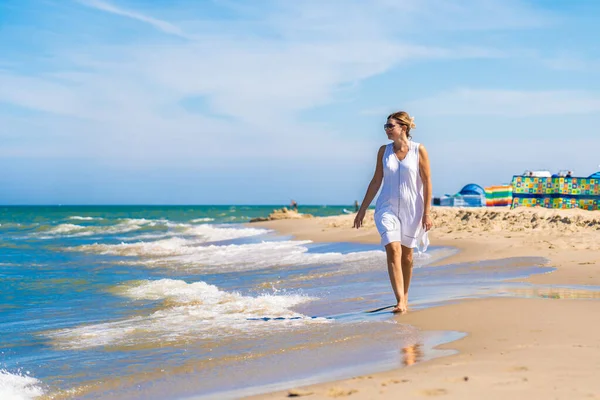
[0,0,557,167]
[406,89,600,117]
[76,0,189,38]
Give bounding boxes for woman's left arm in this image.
[419,145,433,231]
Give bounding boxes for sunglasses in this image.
[384,123,396,130]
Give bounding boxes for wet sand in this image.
[246,207,600,399]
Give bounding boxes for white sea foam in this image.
[120,218,166,226]
[160,242,388,272]
[181,224,267,242]
[47,219,266,243]
[69,216,103,221]
[47,223,87,235]
[190,218,214,223]
[79,237,195,257]
[118,232,175,242]
[38,219,167,239]
[75,223,268,253]
[0,223,23,228]
[114,222,190,241]
[0,370,44,400]
[47,279,323,349]
[75,237,450,273]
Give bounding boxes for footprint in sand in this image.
[287,389,314,397]
[327,387,358,397]
[509,366,529,372]
[420,388,448,396]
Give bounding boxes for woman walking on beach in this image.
[353,111,433,314]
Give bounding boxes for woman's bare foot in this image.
[392,301,407,314]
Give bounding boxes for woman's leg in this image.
[400,245,414,310]
[384,242,406,313]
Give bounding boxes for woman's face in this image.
[384,118,405,140]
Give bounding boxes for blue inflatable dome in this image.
[459,183,485,196]
[589,171,600,179]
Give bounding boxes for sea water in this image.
[0,206,554,399]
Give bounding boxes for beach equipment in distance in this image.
[459,183,486,196]
[589,171,600,179]
[438,183,486,207]
[522,170,552,177]
[511,174,600,210]
[485,185,513,207]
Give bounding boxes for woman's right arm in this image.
[353,145,385,228]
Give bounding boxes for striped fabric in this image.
[485,185,513,207]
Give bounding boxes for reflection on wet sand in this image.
[401,343,423,366]
[502,286,600,300]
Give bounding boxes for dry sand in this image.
[247,207,600,399]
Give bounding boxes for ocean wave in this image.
[47,223,87,234]
[73,235,450,274]
[78,237,195,257]
[40,219,266,242]
[0,369,44,400]
[46,279,323,349]
[119,218,167,225]
[75,224,269,256]
[78,239,387,272]
[36,219,167,239]
[114,222,191,241]
[117,232,175,242]
[68,216,104,221]
[0,223,23,228]
[181,224,267,242]
[223,216,251,221]
[190,218,214,223]
[157,242,389,272]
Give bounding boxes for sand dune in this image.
[309,206,600,252]
[325,206,600,233]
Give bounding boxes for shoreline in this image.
[245,207,600,399]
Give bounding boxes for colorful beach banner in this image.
[511,176,600,210]
[485,185,513,207]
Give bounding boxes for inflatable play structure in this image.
[511,172,600,210]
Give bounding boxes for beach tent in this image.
[438,184,486,207]
[459,184,486,196]
[439,194,485,207]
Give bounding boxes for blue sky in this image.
[2,0,600,205]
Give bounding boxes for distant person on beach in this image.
[290,200,298,212]
[353,111,433,314]
[566,171,573,178]
[354,200,359,212]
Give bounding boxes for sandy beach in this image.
[247,207,600,399]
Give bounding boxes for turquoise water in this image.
[0,205,355,227]
[0,206,555,400]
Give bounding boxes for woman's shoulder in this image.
[379,143,391,153]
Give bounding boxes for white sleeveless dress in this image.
[374,141,429,252]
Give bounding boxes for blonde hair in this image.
[388,111,416,138]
